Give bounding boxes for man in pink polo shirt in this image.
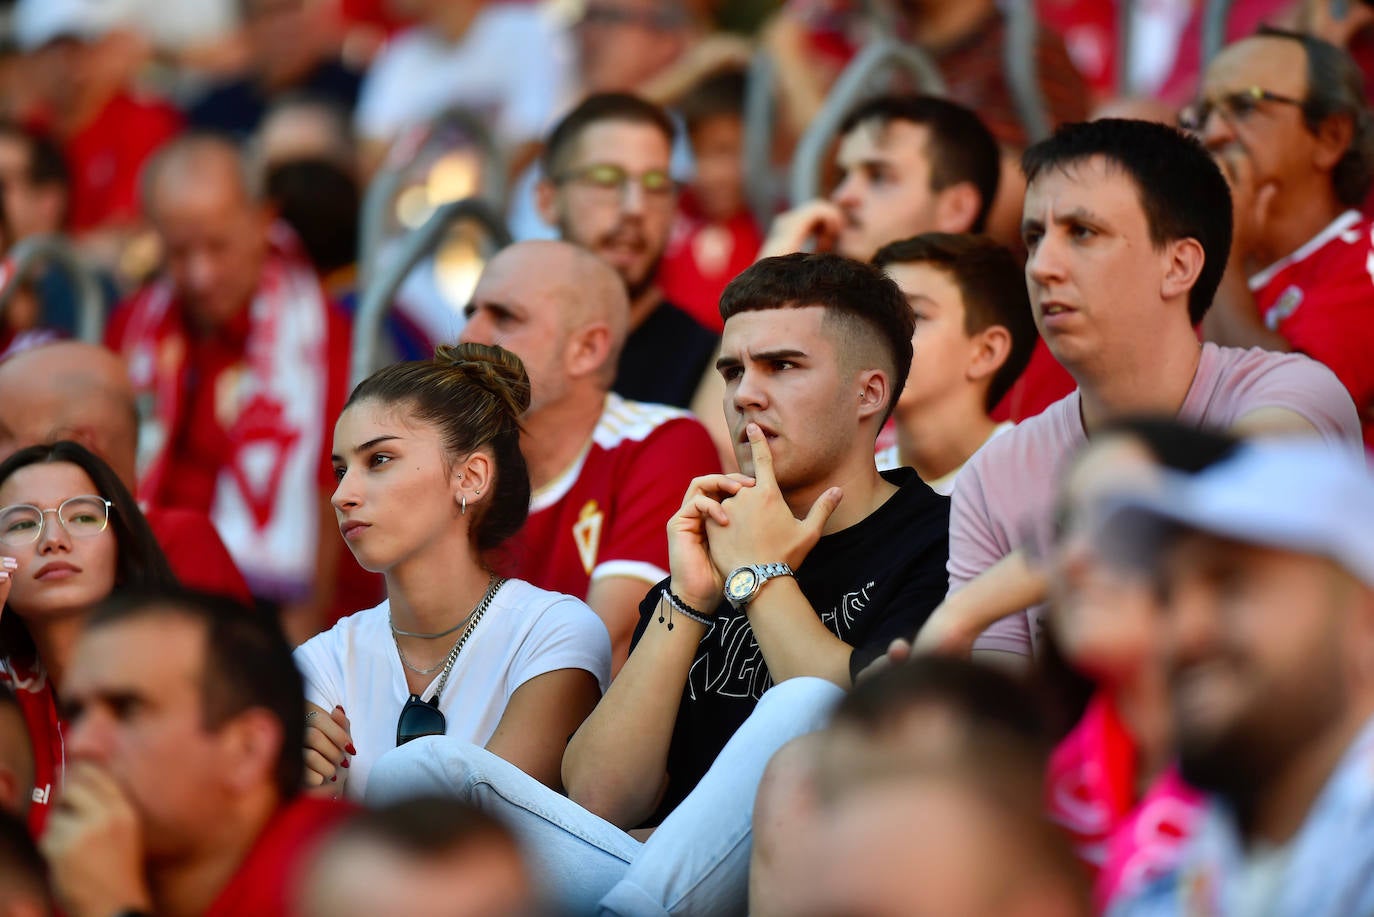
[936,118,1360,666]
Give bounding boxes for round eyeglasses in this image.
[0,496,113,547]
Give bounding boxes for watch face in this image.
[727,567,759,600]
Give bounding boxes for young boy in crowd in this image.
[871,233,1037,493]
[659,68,762,332]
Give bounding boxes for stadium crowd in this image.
[0,0,1373,915]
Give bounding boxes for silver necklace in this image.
[391,576,505,679]
[390,606,477,640]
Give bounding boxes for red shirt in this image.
[992,340,1076,423]
[660,201,762,334]
[62,92,183,233]
[1252,211,1374,450]
[0,658,60,838]
[145,505,252,604]
[206,796,353,917]
[498,395,721,599]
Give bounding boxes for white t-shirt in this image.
[294,578,611,800]
[354,5,573,149]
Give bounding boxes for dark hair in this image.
[0,120,68,188]
[873,233,1037,412]
[1023,119,1233,325]
[86,588,303,800]
[679,68,747,135]
[541,93,676,181]
[327,795,517,856]
[266,158,359,274]
[1254,26,1374,208]
[0,806,49,907]
[719,253,915,424]
[345,343,532,554]
[0,442,177,661]
[839,95,1001,234]
[835,655,1049,754]
[1096,416,1241,473]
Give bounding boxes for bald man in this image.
[462,241,720,673]
[0,341,250,602]
[105,134,362,642]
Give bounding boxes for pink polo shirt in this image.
[951,343,1361,656]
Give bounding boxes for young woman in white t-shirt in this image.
[296,343,611,800]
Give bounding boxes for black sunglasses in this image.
[397,693,447,746]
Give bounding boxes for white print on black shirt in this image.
[685,581,876,702]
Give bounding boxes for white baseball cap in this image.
[12,0,133,51]
[1103,440,1374,588]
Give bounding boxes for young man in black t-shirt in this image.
[367,253,950,916]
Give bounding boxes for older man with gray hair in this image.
[1194,27,1374,448]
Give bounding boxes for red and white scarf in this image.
[115,233,331,602]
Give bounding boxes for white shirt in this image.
[294,578,611,800]
[354,5,573,148]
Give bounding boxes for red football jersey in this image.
[499,395,721,599]
[1252,210,1374,450]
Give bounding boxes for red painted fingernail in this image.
[340,757,350,768]
[345,743,357,755]
[330,775,337,782]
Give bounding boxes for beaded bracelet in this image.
[657,589,714,630]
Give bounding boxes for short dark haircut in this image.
[1095,416,1241,474]
[1023,119,1233,325]
[86,589,304,801]
[327,795,518,857]
[679,68,747,135]
[873,233,1037,412]
[0,442,177,660]
[719,253,915,424]
[839,95,1001,234]
[834,655,1048,754]
[1255,26,1374,208]
[0,120,68,189]
[266,158,359,274]
[541,93,676,181]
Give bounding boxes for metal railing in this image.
[1003,0,1052,144]
[0,235,106,343]
[358,107,507,293]
[742,46,780,229]
[351,197,512,386]
[1200,0,1235,71]
[788,37,946,206]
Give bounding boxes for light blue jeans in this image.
[366,676,845,916]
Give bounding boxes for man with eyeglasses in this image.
[537,92,720,410]
[1190,27,1374,450]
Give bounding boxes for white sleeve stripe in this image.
[591,560,669,585]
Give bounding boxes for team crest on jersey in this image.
[1266,285,1303,330]
[573,500,604,575]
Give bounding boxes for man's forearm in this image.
[745,578,854,687]
[562,594,706,829]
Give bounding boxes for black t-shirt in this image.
[629,468,950,825]
[614,299,719,409]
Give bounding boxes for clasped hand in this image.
[667,424,841,611]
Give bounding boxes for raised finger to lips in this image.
[746,423,776,484]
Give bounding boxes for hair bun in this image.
[433,343,532,419]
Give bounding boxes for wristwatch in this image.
[724,562,795,610]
